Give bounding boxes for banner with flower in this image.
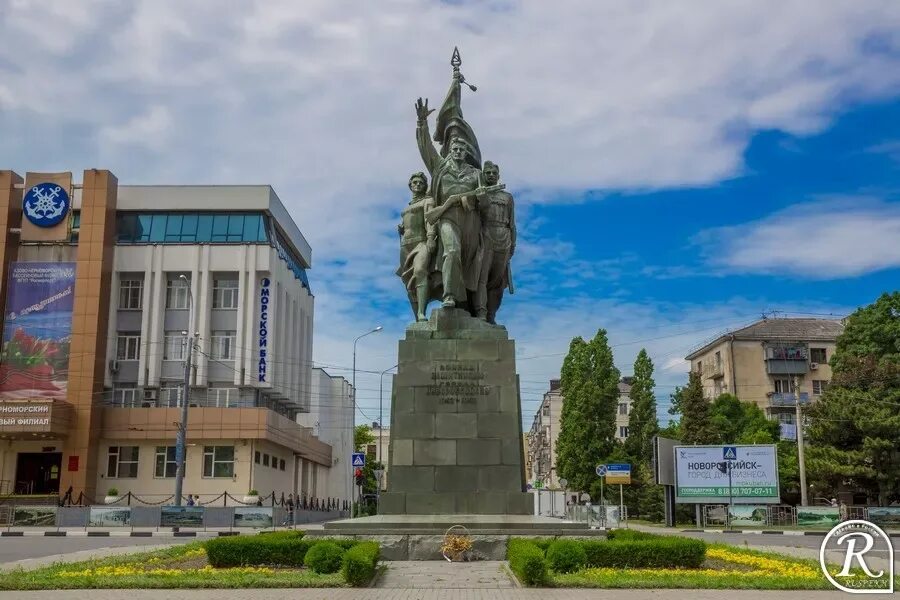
[0,263,75,398]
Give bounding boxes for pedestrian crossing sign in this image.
[723,446,737,460]
[352,453,366,467]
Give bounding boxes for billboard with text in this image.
[674,445,780,504]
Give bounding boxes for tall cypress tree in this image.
[624,348,658,464]
[556,329,621,493]
[671,370,717,445]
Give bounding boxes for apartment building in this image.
[0,170,341,503]
[684,317,844,434]
[527,377,633,490]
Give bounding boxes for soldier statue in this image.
[396,172,437,321]
[475,161,515,324]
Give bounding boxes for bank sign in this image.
[258,278,270,383]
[674,445,780,504]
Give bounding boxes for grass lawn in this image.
[0,542,346,590]
[551,543,898,590]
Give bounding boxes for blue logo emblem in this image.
[24,183,70,228]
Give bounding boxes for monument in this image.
[320,49,590,554]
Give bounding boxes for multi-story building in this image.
[527,378,633,491]
[301,369,354,501]
[0,170,340,503]
[684,317,844,433]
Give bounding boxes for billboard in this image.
[0,263,75,400]
[674,445,780,504]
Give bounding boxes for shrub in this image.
[582,536,706,569]
[507,539,548,586]
[304,542,345,574]
[107,487,119,496]
[546,539,587,573]
[342,541,380,586]
[605,529,659,542]
[206,531,311,567]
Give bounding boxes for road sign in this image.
[723,446,737,460]
[596,464,607,477]
[606,463,632,484]
[351,453,366,467]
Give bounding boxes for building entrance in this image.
[15,452,62,495]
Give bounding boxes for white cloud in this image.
[99,105,173,150]
[697,197,900,278]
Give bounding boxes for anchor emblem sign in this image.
[23,182,70,228]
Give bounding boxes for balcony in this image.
[768,392,810,407]
[765,345,809,375]
[705,363,725,379]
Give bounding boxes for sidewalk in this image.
[0,590,851,599]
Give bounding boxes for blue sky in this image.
[1,1,899,427]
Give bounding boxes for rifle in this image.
[424,184,506,225]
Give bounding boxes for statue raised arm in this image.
[415,98,441,175]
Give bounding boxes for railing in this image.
[769,392,810,407]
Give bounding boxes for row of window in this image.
[254,451,286,471]
[116,331,236,361]
[119,277,239,311]
[116,213,269,244]
[111,387,239,408]
[107,445,235,479]
[772,378,830,395]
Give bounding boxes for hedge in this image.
[206,532,357,568]
[507,539,548,586]
[342,542,380,587]
[304,542,345,574]
[546,539,587,573]
[579,537,706,569]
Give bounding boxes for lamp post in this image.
[350,326,382,518]
[173,274,196,507]
[379,363,398,473]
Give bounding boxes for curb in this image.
[1,530,250,537]
[683,529,845,536]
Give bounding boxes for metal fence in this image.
[700,504,894,528]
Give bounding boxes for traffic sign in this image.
[606,463,632,484]
[723,446,737,461]
[596,464,608,476]
[351,453,366,467]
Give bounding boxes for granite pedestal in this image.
[380,308,531,515]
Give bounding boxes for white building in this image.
[301,368,354,502]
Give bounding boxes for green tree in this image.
[623,349,658,465]
[806,292,900,504]
[670,370,717,444]
[556,329,621,493]
[709,393,779,444]
[354,424,376,451]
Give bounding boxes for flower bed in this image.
[0,535,381,590]
[506,533,859,590]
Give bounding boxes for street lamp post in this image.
[173,274,196,507]
[379,364,398,473]
[351,326,382,518]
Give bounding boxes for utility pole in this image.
[794,374,808,506]
[173,274,195,508]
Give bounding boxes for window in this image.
[773,378,795,394]
[812,380,829,395]
[262,454,270,467]
[212,279,239,309]
[366,444,376,459]
[163,331,187,361]
[542,404,549,417]
[210,330,236,360]
[107,446,139,478]
[619,426,629,438]
[119,278,143,310]
[810,348,827,363]
[116,333,141,361]
[112,387,139,407]
[618,402,628,416]
[279,458,285,471]
[154,446,179,478]
[767,346,807,360]
[254,451,260,464]
[715,351,722,368]
[160,383,183,408]
[166,277,190,309]
[208,387,237,407]
[203,446,234,478]
[116,212,268,244]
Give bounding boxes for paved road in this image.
[0,591,854,600]
[0,538,194,567]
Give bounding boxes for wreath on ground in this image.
[440,525,474,562]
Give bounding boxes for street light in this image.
[350,326,382,518]
[173,274,197,508]
[379,363,398,473]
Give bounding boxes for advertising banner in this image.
[796,506,840,528]
[160,506,204,528]
[0,263,75,400]
[728,504,769,526]
[674,445,780,504]
[233,507,273,528]
[867,507,900,528]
